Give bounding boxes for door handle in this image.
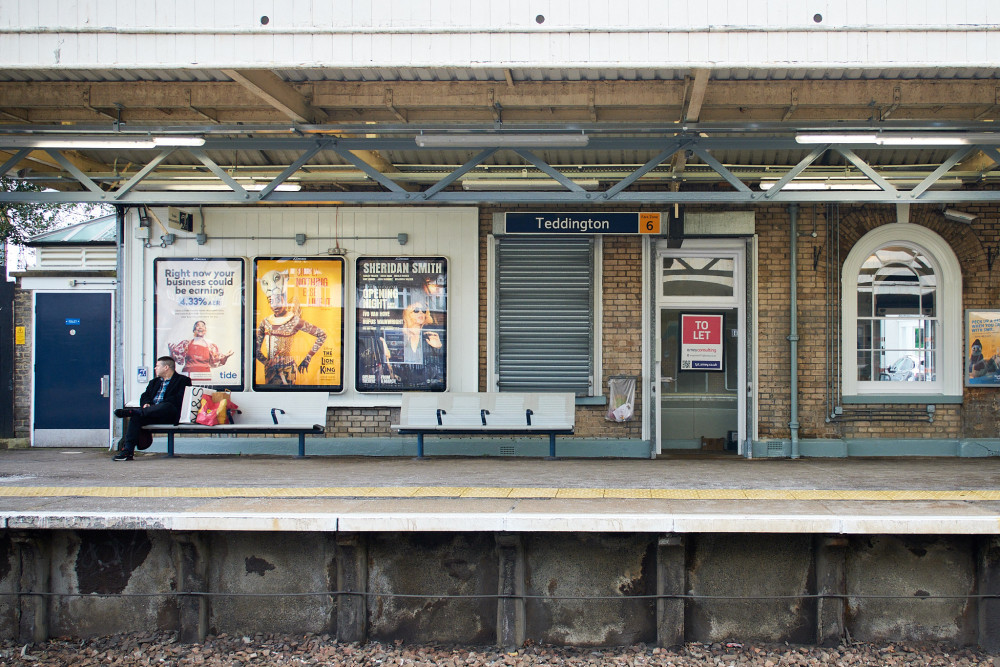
[100,375,110,398]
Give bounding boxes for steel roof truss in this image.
[112,148,176,200]
[980,147,1000,171]
[909,146,975,199]
[331,145,407,194]
[760,145,829,200]
[423,148,498,200]
[0,148,31,178]
[46,150,104,195]
[602,139,687,200]
[189,148,249,200]
[689,145,754,194]
[835,148,898,194]
[257,140,330,200]
[512,149,588,193]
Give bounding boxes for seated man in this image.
[113,356,192,461]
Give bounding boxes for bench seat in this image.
[143,387,328,457]
[391,392,575,458]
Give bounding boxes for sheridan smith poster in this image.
[154,257,245,389]
[253,257,344,391]
[356,257,447,392]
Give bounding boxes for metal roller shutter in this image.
[496,237,594,395]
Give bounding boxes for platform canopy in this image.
[1,1,999,205]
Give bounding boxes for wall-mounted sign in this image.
[966,309,1000,386]
[356,256,447,392]
[15,326,25,345]
[253,257,344,392]
[503,212,661,235]
[680,313,724,372]
[154,257,245,389]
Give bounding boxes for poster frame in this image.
[678,311,725,373]
[965,309,1000,387]
[153,256,246,391]
[252,256,346,393]
[355,255,449,393]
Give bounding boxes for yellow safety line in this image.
[0,486,997,501]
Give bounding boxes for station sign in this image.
[680,313,724,372]
[503,212,661,235]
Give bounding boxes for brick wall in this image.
[757,203,999,442]
[12,286,31,438]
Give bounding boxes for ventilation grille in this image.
[766,441,789,457]
[499,445,516,456]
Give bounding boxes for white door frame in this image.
[653,239,747,455]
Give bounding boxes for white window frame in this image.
[842,224,962,401]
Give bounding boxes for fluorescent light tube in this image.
[797,132,1000,146]
[416,133,589,148]
[795,133,879,144]
[0,136,206,149]
[462,178,599,190]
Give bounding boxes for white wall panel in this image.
[122,207,479,408]
[2,0,997,70]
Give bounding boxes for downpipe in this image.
[788,204,800,459]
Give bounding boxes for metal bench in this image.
[143,386,327,457]
[391,392,575,459]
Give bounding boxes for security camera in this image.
[942,209,977,224]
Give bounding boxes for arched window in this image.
[842,224,962,400]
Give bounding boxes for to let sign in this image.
[680,313,724,371]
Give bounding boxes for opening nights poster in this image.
[356,256,447,392]
[253,257,344,391]
[154,257,245,389]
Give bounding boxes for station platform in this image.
[1,444,998,535]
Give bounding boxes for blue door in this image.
[33,292,112,447]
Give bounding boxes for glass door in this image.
[654,245,746,454]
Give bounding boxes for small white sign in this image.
[137,366,149,384]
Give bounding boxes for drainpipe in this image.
[788,204,801,459]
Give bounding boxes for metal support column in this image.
[788,204,801,459]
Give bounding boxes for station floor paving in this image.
[1,446,998,534]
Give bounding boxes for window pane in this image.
[662,257,734,297]
[857,287,873,318]
[857,350,873,381]
[856,320,872,350]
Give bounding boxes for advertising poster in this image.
[253,257,344,391]
[680,313,724,371]
[966,309,1000,386]
[356,256,447,392]
[154,258,244,389]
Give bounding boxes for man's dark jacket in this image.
[138,373,192,421]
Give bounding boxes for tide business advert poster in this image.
[153,257,245,389]
[356,256,448,392]
[253,257,344,392]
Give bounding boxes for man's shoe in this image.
[114,408,139,418]
[112,452,134,461]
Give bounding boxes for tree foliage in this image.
[0,176,114,251]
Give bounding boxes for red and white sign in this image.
[680,313,724,371]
